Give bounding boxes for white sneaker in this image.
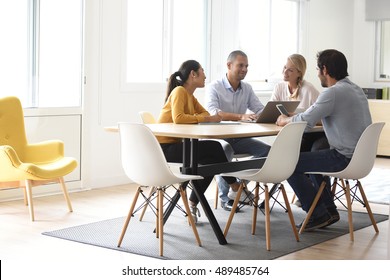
[189,205,200,223]
[294,199,302,208]
[228,188,254,205]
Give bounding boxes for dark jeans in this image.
[287,149,351,218]
[224,137,271,157]
[217,137,271,203]
[301,131,329,152]
[161,140,236,205]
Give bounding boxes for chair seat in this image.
[1,146,77,180]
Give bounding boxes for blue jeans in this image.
[287,149,351,218]
[217,137,270,203]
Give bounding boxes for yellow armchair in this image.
[0,96,78,221]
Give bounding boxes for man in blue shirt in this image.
[205,50,270,211]
[276,49,372,231]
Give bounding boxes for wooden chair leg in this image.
[342,180,354,241]
[331,177,338,196]
[139,186,156,221]
[23,186,28,206]
[179,186,202,246]
[299,181,327,234]
[214,178,219,209]
[264,184,271,251]
[251,182,260,235]
[280,184,299,242]
[291,193,296,204]
[117,186,141,247]
[223,182,244,237]
[25,180,35,221]
[357,180,379,233]
[157,188,164,256]
[155,190,160,239]
[59,177,73,212]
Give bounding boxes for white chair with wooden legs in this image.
[220,122,307,250]
[138,111,183,220]
[299,122,385,241]
[117,123,203,256]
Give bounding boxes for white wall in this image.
[9,0,386,195]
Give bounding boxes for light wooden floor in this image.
[0,158,389,263]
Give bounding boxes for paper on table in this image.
[198,121,241,125]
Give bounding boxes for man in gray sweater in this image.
[276,49,372,231]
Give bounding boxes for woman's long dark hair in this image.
[164,60,201,103]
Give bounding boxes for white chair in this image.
[117,123,203,256]
[299,122,385,241]
[137,111,183,220]
[220,122,307,250]
[139,111,157,124]
[138,111,250,211]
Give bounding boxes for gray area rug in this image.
[360,168,390,205]
[43,204,388,260]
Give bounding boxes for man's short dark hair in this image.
[317,49,349,80]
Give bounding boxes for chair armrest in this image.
[24,140,65,163]
[0,145,23,181]
[0,145,22,165]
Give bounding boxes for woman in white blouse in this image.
[271,53,319,112]
[271,53,328,152]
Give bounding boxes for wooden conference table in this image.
[106,122,320,245]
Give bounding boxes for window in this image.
[375,21,390,81]
[122,0,302,91]
[0,0,83,108]
[124,0,209,88]
[237,0,301,85]
[0,1,29,105]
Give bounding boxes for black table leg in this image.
[160,138,228,245]
[190,180,227,245]
[189,138,227,245]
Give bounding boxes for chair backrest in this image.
[118,122,181,186]
[139,111,157,124]
[0,96,28,159]
[336,122,385,179]
[254,122,307,183]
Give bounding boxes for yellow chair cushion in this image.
[0,96,77,183]
[0,145,77,181]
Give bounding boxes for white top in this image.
[270,80,320,111]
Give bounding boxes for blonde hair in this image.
[287,54,306,99]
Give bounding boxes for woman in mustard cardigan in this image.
[157,60,239,223]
